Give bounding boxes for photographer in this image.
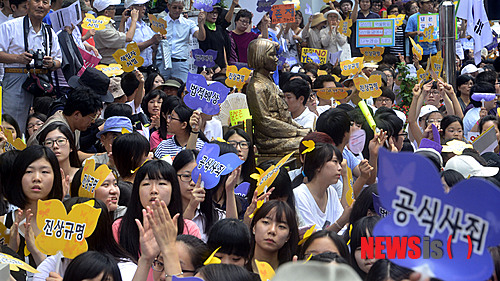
[0,0,62,133]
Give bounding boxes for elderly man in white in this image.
[0,0,62,133]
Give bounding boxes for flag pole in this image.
[439,1,456,88]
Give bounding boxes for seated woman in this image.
[248,200,299,272]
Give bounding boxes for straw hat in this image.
[311,13,327,27]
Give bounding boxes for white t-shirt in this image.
[293,183,344,229]
[293,107,316,129]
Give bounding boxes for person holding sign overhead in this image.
[92,0,139,65]
[349,0,380,57]
[124,0,162,74]
[404,0,437,62]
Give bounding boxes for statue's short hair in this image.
[247,39,276,70]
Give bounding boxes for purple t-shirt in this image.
[230,31,259,63]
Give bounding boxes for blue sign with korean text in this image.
[184,73,230,115]
[374,149,500,281]
[191,143,244,190]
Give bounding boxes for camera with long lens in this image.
[29,49,45,69]
[130,112,151,130]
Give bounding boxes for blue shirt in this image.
[125,19,156,66]
[161,13,199,60]
[405,13,437,56]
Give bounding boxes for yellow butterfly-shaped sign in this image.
[409,37,423,61]
[283,0,300,10]
[204,247,222,265]
[338,18,352,37]
[79,159,112,198]
[430,52,444,78]
[254,152,294,196]
[416,68,429,84]
[81,13,110,31]
[360,46,385,63]
[95,64,124,77]
[318,70,328,76]
[112,42,144,72]
[388,14,405,26]
[35,199,101,259]
[442,140,473,155]
[225,65,252,91]
[316,87,349,101]
[354,74,383,99]
[148,14,167,35]
[255,260,275,281]
[298,225,316,245]
[2,127,26,151]
[332,74,340,82]
[0,253,39,273]
[422,25,434,43]
[340,57,364,76]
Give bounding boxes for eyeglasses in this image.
[227,140,250,149]
[398,132,408,138]
[376,98,392,104]
[152,259,164,272]
[426,119,442,124]
[167,115,181,122]
[238,19,250,25]
[177,173,192,182]
[27,121,44,130]
[43,137,68,147]
[88,112,100,123]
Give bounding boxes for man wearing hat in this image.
[90,116,133,167]
[302,13,327,49]
[68,67,114,103]
[405,0,437,62]
[157,78,181,96]
[124,0,162,73]
[0,0,62,133]
[93,0,139,64]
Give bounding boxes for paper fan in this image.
[219,93,249,126]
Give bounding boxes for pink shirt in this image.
[150,131,173,151]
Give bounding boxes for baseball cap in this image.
[109,77,125,99]
[444,155,499,178]
[124,0,149,9]
[93,0,120,12]
[461,64,479,75]
[68,68,113,103]
[96,116,133,138]
[273,262,361,281]
[418,105,439,119]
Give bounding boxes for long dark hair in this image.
[62,251,122,281]
[349,216,381,279]
[172,149,219,234]
[141,89,168,119]
[37,122,81,168]
[112,132,150,179]
[144,72,165,95]
[159,95,181,140]
[63,197,135,263]
[223,128,256,188]
[118,160,185,261]
[249,200,299,268]
[5,145,63,209]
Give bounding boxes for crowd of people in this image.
[0,0,499,280]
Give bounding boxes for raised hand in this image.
[135,209,160,261]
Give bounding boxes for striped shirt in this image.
[388,24,406,55]
[154,136,206,159]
